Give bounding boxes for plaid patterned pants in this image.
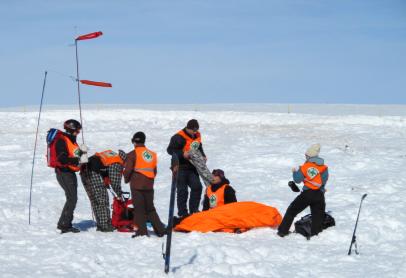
[80,164,123,230]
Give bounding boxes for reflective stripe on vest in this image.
[300,162,328,190]
[206,184,228,209]
[95,150,123,166]
[134,146,157,179]
[177,130,202,152]
[62,135,81,172]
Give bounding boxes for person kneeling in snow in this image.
[203,169,237,211]
[80,150,126,232]
[277,143,329,237]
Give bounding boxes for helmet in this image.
[63,119,82,133]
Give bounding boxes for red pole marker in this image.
[76,31,103,41]
[80,80,112,87]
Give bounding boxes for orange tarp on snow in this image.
[174,201,282,233]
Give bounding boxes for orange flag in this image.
[80,80,112,88]
[76,31,103,41]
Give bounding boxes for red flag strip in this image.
[80,80,112,87]
[76,31,103,41]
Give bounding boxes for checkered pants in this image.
[80,163,123,230]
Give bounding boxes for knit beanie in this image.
[305,143,321,157]
[212,169,225,179]
[132,131,146,144]
[186,119,199,131]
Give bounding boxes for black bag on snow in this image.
[294,212,335,239]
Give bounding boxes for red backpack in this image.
[111,193,136,232]
[46,128,64,168]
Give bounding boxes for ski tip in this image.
[361,193,367,200]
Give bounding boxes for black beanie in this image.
[186,119,199,131]
[132,131,146,144]
[212,169,225,179]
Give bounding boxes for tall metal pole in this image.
[29,71,48,225]
[75,40,85,144]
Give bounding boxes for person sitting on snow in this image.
[277,143,329,237]
[80,150,126,232]
[203,169,237,211]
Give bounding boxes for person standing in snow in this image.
[123,132,166,237]
[80,150,126,232]
[167,119,206,218]
[277,143,329,237]
[54,119,88,233]
[203,169,237,211]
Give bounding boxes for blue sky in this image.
[0,0,405,107]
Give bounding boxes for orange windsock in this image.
[76,31,103,41]
[80,80,112,87]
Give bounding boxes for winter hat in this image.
[118,149,127,161]
[186,119,199,131]
[132,131,146,144]
[305,143,321,158]
[212,169,225,179]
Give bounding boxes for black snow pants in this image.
[56,170,78,229]
[278,189,326,236]
[176,168,203,216]
[131,189,166,236]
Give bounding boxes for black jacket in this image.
[55,132,80,172]
[167,128,206,170]
[203,178,237,211]
[86,155,109,178]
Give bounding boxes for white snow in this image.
[0,104,405,277]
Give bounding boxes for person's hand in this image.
[171,165,179,174]
[80,144,88,153]
[79,153,88,164]
[183,152,190,159]
[103,176,111,186]
[291,167,297,173]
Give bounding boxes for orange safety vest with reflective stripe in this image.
[95,150,124,166]
[61,135,81,172]
[300,162,328,190]
[206,184,228,209]
[177,130,202,152]
[134,146,157,179]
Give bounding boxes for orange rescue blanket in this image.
[174,201,282,233]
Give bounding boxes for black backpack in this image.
[294,212,335,239]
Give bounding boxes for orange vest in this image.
[134,146,157,179]
[61,135,81,172]
[95,150,124,166]
[177,130,202,152]
[300,162,328,190]
[206,184,228,209]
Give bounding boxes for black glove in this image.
[288,181,300,192]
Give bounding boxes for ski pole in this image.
[29,71,47,225]
[348,193,367,255]
[164,153,179,274]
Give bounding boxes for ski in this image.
[163,154,179,274]
[348,193,367,255]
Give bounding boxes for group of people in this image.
[51,118,329,238]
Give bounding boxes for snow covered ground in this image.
[0,104,405,277]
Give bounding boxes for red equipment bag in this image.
[111,192,136,232]
[46,128,64,168]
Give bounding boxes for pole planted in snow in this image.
[29,71,48,225]
[74,39,85,144]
